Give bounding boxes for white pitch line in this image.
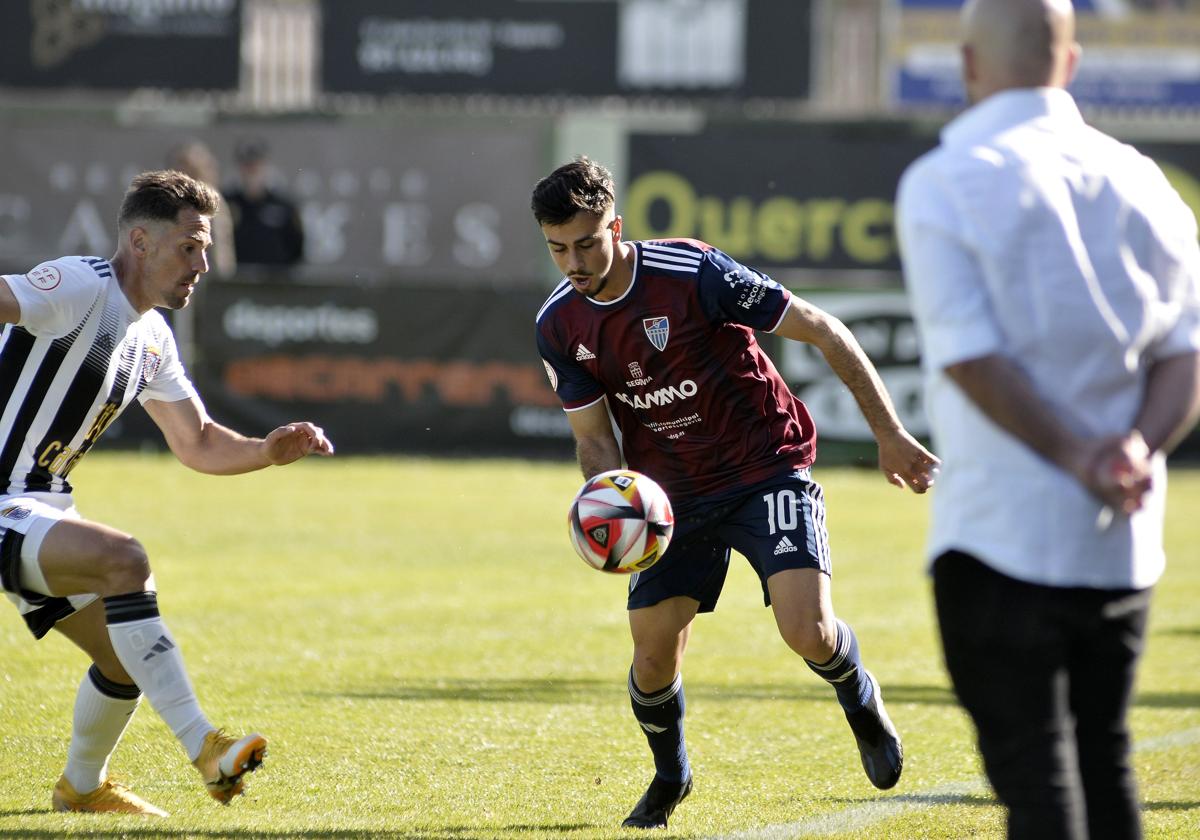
[707,727,1200,840]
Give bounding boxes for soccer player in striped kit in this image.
[0,170,333,816]
[533,157,939,829]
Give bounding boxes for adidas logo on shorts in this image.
[774,535,799,555]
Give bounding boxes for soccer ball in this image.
[567,469,675,573]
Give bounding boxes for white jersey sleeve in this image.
[2,257,102,338]
[137,311,199,404]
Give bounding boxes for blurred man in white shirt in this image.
[897,0,1200,837]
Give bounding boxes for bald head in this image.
[961,0,1078,103]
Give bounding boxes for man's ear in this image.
[129,226,150,257]
[1063,42,1081,87]
[611,214,623,243]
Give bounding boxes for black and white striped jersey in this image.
[0,256,197,495]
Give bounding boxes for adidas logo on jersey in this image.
[774,535,799,556]
[575,344,596,361]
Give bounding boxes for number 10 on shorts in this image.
[763,489,800,534]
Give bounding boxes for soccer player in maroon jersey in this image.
[533,157,939,829]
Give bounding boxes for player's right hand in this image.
[878,428,941,494]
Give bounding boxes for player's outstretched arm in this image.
[145,395,334,475]
[774,296,939,493]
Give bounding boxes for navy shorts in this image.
[627,468,830,613]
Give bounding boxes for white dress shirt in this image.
[898,87,1200,590]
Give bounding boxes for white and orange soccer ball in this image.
[568,469,675,574]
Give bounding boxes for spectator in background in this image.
[225,138,305,269]
[167,140,237,278]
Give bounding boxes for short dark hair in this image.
[118,170,220,230]
[530,156,615,226]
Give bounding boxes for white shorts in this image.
[0,493,99,639]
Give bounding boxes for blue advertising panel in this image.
[891,0,1200,110]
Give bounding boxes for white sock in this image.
[103,592,214,761]
[63,665,140,794]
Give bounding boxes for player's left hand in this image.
[878,429,940,494]
[263,422,335,466]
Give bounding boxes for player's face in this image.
[541,211,622,301]
[141,209,212,310]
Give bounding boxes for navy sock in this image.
[805,619,873,712]
[628,670,690,783]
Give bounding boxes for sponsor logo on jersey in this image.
[724,269,770,310]
[0,505,31,520]
[774,535,799,555]
[542,359,558,391]
[575,343,596,361]
[26,265,61,291]
[643,316,669,351]
[615,379,698,411]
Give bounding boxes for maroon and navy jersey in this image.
[536,239,816,505]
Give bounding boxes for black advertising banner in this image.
[187,281,573,456]
[0,0,241,91]
[741,1,812,99]
[322,0,618,97]
[321,0,810,100]
[624,128,1200,277]
[0,117,550,283]
[626,125,938,273]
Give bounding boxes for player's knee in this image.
[631,649,679,693]
[778,619,835,662]
[97,537,152,595]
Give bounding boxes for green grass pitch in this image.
[0,453,1196,839]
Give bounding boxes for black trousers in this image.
[933,551,1150,840]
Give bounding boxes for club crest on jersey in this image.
[0,505,31,521]
[141,346,162,383]
[643,316,670,352]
